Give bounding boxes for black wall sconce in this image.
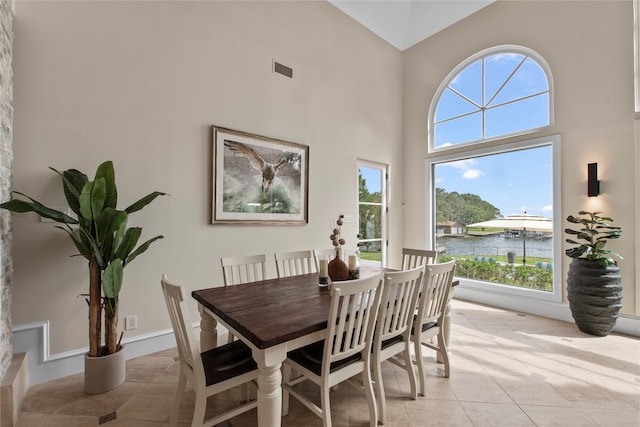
[587,162,600,197]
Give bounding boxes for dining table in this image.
[192,265,458,427]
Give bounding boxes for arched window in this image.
[430,46,552,151]
[427,46,560,303]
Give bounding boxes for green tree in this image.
[435,188,500,225]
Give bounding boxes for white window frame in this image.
[429,45,554,153]
[426,135,562,302]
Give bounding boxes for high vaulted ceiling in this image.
[329,0,495,51]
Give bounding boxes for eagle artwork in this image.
[223,139,302,214]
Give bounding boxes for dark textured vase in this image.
[328,254,349,282]
[567,258,622,337]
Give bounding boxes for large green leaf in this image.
[0,193,78,224]
[54,225,92,259]
[114,227,142,261]
[125,235,164,266]
[125,191,168,214]
[95,161,117,210]
[77,226,105,269]
[103,259,123,299]
[79,179,106,220]
[52,167,88,217]
[95,208,127,245]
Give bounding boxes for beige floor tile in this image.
[448,372,513,403]
[407,399,473,426]
[460,401,535,426]
[520,405,599,426]
[492,375,571,406]
[116,394,173,422]
[15,299,640,427]
[582,407,640,427]
[16,412,97,427]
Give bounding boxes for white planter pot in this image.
[84,346,126,394]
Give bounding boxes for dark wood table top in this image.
[192,266,389,350]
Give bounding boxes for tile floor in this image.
[16,299,640,427]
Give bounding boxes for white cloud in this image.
[541,205,553,213]
[446,159,483,180]
[463,169,483,179]
[448,158,477,171]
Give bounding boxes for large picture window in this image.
[427,46,560,302]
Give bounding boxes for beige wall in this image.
[11,1,403,354]
[9,0,639,359]
[403,0,637,314]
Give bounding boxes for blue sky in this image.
[435,146,553,219]
[360,148,553,220]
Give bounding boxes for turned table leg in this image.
[198,304,217,351]
[253,346,286,427]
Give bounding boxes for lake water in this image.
[438,233,553,259]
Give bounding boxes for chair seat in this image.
[421,320,438,332]
[380,334,404,350]
[202,340,257,386]
[287,340,362,376]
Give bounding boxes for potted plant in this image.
[565,211,623,336]
[1,161,166,393]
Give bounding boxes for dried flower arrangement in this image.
[329,215,347,249]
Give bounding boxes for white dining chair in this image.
[221,253,267,286]
[411,260,456,395]
[275,249,317,278]
[313,248,338,271]
[160,274,258,427]
[401,248,437,270]
[282,274,384,427]
[371,266,425,424]
[221,254,267,344]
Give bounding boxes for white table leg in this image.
[252,346,286,427]
[198,303,217,351]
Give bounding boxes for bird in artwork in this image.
[224,140,298,193]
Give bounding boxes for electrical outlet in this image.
[125,315,137,330]
[343,215,355,223]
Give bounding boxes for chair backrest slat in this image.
[325,274,384,366]
[275,250,317,278]
[160,274,204,381]
[402,248,437,270]
[416,261,456,326]
[221,254,267,286]
[374,266,425,348]
[313,248,337,271]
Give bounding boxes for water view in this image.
[438,233,553,261]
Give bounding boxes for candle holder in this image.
[318,256,330,287]
[347,253,360,280]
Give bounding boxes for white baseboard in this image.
[11,322,215,386]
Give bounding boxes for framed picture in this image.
[212,126,309,224]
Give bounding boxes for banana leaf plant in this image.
[1,161,166,357]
